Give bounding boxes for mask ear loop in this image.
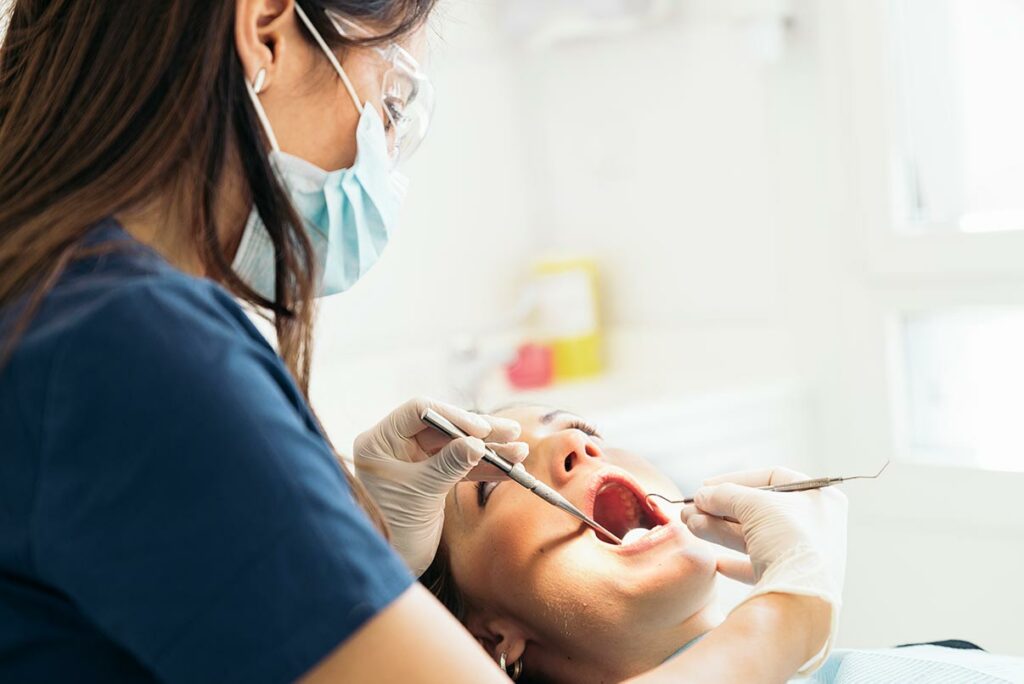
[293,4,365,115]
[245,67,282,153]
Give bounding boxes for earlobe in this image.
[466,614,528,668]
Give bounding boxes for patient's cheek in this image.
[447,505,544,598]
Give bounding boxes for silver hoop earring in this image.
[499,652,522,681]
[252,67,267,95]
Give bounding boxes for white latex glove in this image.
[354,397,527,577]
[680,467,848,674]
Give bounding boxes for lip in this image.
[582,468,674,554]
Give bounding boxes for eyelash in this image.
[566,419,603,439]
[476,481,498,508]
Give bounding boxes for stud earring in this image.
[252,67,267,95]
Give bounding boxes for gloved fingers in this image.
[477,414,522,443]
[681,506,747,553]
[463,441,530,482]
[413,415,523,458]
[427,401,523,442]
[389,397,493,444]
[692,482,749,521]
[394,520,446,578]
[716,556,756,584]
[413,429,453,455]
[702,466,810,488]
[428,436,487,484]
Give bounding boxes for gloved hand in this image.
[354,397,527,576]
[680,467,848,674]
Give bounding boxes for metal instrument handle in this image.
[507,462,537,488]
[764,477,838,493]
[421,407,514,474]
[648,461,889,506]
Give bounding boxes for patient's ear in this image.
[465,613,528,667]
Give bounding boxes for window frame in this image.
[842,0,1024,281]
[831,0,1024,475]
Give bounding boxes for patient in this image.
[423,404,726,683]
[421,405,1024,684]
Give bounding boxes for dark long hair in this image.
[0,0,435,533]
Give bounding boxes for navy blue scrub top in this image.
[0,219,413,683]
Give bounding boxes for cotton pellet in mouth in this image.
[622,528,650,545]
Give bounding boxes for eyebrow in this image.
[540,409,569,424]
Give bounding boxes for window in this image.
[848,1,1024,473]
[890,0,1024,235]
[899,309,1024,472]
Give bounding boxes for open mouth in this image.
[589,473,669,546]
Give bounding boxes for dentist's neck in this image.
[116,145,250,277]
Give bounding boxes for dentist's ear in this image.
[465,614,528,671]
[235,0,293,89]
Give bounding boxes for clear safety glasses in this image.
[325,11,435,165]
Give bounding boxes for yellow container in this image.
[533,257,603,380]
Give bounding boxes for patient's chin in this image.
[630,564,718,631]
[611,527,718,616]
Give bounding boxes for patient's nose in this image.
[548,431,603,487]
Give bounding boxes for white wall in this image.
[314,0,535,360]
[313,0,794,358]
[311,0,802,430]
[522,13,784,328]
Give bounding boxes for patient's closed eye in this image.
[477,481,498,508]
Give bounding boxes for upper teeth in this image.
[609,486,639,514]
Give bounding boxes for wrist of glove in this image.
[353,397,526,576]
[745,545,842,674]
[681,467,848,674]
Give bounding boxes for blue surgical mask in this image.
[233,6,409,299]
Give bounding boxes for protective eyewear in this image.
[326,12,435,164]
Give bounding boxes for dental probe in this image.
[420,408,623,545]
[646,460,891,506]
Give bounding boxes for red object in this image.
[505,343,554,389]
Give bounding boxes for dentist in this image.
[0,1,844,682]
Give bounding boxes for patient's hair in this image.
[422,545,551,683]
[421,404,552,683]
[421,404,514,620]
[420,542,466,622]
